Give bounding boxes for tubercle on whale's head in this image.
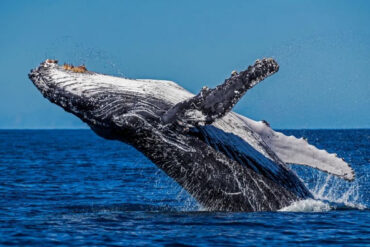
[29,60,57,94]
[28,59,105,126]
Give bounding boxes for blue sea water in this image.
[0,129,369,246]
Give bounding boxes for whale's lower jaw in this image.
[29,59,316,212]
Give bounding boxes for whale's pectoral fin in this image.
[272,133,355,181]
[161,58,279,128]
[240,117,355,181]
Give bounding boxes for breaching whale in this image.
[29,58,354,211]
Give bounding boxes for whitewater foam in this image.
[279,199,331,212]
[279,171,366,212]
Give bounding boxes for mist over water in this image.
[0,129,368,246]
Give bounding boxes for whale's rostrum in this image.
[28,58,354,211]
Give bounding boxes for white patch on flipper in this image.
[183,109,206,125]
[239,117,355,181]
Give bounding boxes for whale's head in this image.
[29,59,192,138]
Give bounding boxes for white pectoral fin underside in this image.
[270,132,354,180]
[242,118,355,181]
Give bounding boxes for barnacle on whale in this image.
[63,63,87,73]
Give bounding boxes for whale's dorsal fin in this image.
[161,58,279,127]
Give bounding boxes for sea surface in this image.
[0,129,369,246]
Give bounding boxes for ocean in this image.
[0,129,368,246]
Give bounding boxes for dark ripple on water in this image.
[0,129,369,246]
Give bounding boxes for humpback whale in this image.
[29,58,354,211]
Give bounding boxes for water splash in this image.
[146,168,200,212]
[279,199,331,212]
[309,174,366,210]
[286,165,367,212]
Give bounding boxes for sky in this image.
[0,0,369,129]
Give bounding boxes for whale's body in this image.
[29,59,354,211]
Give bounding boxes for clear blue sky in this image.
[0,0,369,129]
